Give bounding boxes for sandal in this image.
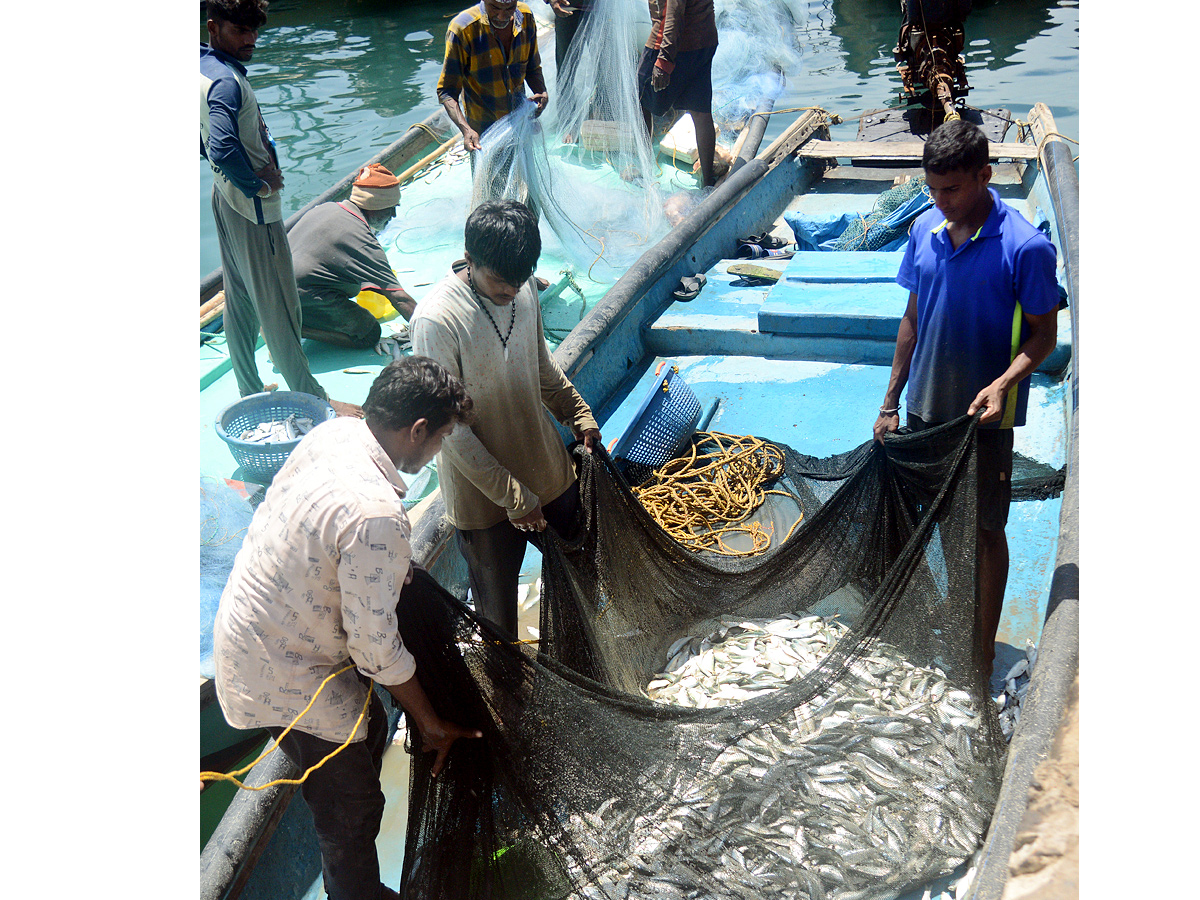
[737,232,789,251]
[726,263,782,286]
[672,274,707,302]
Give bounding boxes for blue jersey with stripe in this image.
[896,187,1058,428]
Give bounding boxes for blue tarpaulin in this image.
[784,187,934,252]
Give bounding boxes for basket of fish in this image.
[215,391,336,483]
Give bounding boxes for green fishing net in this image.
[832,177,931,251]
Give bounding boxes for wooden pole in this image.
[394,134,462,186]
[200,291,226,330]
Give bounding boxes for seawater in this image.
[199,0,1079,277]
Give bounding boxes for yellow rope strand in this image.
[200,662,372,791]
[632,432,803,556]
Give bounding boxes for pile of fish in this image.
[238,414,316,444]
[995,641,1037,740]
[564,613,1003,900]
[374,325,411,361]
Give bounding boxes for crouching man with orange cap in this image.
[287,163,418,349]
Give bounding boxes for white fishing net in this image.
[710,0,808,134]
[464,0,812,282]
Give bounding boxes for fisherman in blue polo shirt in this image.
[873,119,1059,677]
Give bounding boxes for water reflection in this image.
[199,0,1077,276]
[828,0,1062,83]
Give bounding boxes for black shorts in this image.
[908,414,1014,532]
[637,44,717,118]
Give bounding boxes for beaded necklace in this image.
[468,268,517,361]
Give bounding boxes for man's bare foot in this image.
[263,382,278,392]
[330,399,364,418]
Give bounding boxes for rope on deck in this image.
[632,431,803,556]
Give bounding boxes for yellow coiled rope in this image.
[632,431,804,556]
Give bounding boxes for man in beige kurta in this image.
[410,200,600,638]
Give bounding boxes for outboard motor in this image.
[895,0,972,122]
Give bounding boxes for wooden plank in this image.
[798,140,1037,161]
[761,109,832,166]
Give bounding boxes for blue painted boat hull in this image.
[201,107,1078,900]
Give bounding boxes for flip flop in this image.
[737,232,790,250]
[672,274,707,302]
[726,263,783,286]
[736,243,796,260]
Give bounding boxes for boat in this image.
[199,93,1077,900]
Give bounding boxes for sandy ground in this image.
[1000,672,1080,900]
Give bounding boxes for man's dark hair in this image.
[464,200,541,286]
[363,356,474,433]
[206,0,269,29]
[922,119,989,174]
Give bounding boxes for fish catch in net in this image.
[390,416,1014,900]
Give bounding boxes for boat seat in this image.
[647,257,901,365]
[648,250,1072,372]
[757,251,906,339]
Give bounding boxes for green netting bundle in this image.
[831,177,932,251]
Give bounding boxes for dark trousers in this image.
[456,480,581,639]
[554,5,590,75]
[268,689,400,900]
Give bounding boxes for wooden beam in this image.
[201,291,225,330]
[761,109,832,166]
[797,140,1038,161]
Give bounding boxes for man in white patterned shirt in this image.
[214,356,481,900]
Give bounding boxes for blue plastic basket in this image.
[610,365,702,478]
[215,391,337,484]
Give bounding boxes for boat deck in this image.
[203,138,1075,900]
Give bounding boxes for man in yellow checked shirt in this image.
[437,0,550,153]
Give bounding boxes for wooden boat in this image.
[199,102,1077,900]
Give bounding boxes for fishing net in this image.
[710,0,808,133]
[472,97,648,283]
[467,0,816,282]
[831,177,933,251]
[391,415,1015,900]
